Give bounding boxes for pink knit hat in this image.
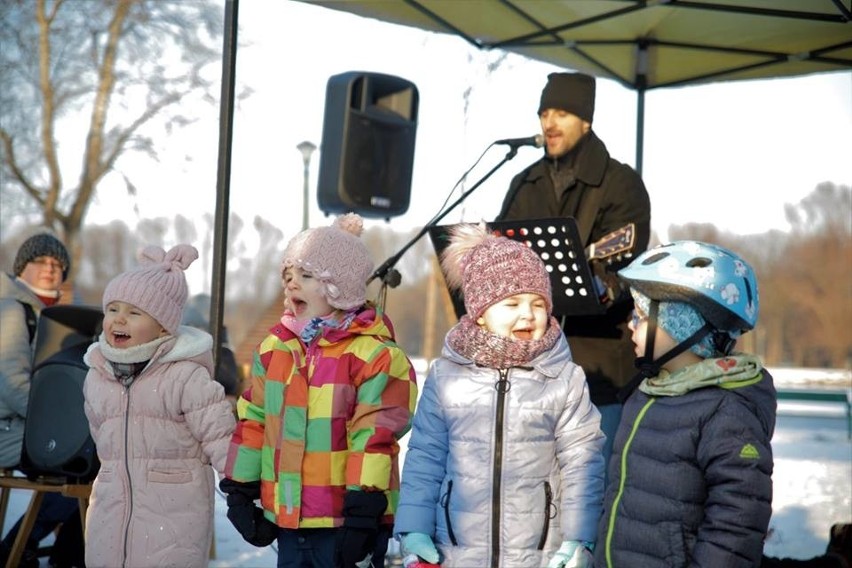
[281,213,374,310]
[441,223,552,320]
[102,244,198,335]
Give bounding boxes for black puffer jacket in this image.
[497,131,651,405]
[596,357,777,567]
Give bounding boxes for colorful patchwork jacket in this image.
[224,304,417,529]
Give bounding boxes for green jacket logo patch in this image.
[739,443,760,460]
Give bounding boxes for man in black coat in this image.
[496,72,651,470]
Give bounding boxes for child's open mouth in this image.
[512,329,534,340]
[290,298,306,316]
[112,331,131,345]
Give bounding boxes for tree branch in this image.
[70,0,134,229]
[0,128,45,206]
[36,0,62,225]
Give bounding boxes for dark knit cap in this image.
[13,233,71,282]
[538,72,596,123]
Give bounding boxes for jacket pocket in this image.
[148,469,193,484]
[440,479,457,546]
[537,481,555,550]
[664,521,689,566]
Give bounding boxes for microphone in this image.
[494,134,544,148]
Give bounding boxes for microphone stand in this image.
[369,146,522,291]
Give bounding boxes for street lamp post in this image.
[296,141,317,230]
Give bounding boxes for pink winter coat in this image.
[82,326,236,568]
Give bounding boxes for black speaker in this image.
[19,305,102,482]
[318,71,418,219]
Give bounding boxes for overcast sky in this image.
[87,0,851,254]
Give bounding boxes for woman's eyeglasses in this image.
[30,257,63,271]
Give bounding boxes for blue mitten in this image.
[400,532,440,564]
[547,540,594,568]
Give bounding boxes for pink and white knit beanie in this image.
[441,223,552,320]
[102,244,198,335]
[281,213,374,310]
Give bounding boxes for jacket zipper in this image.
[537,481,554,550]
[603,397,656,568]
[441,480,457,545]
[491,368,510,567]
[121,385,133,568]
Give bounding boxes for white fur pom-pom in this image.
[334,213,364,237]
[440,222,491,290]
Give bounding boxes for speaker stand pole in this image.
[369,147,521,294]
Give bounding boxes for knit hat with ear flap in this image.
[102,244,198,335]
[441,223,552,320]
[631,289,735,358]
[281,213,374,311]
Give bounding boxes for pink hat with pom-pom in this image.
[102,244,199,335]
[441,223,552,320]
[281,213,374,310]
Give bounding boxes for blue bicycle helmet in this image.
[619,240,759,334]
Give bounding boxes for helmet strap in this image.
[653,321,714,370]
[711,331,737,356]
[629,300,715,390]
[634,300,660,378]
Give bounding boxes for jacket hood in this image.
[85,325,214,375]
[0,272,41,308]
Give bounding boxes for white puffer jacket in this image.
[395,333,605,567]
[83,326,236,568]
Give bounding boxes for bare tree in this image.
[781,183,852,366]
[0,0,224,276]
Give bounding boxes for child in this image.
[219,213,418,568]
[595,241,775,567]
[82,244,236,567]
[394,223,605,568]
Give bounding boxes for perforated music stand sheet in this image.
[428,217,605,319]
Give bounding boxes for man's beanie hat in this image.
[440,223,552,320]
[538,72,596,123]
[14,233,71,282]
[103,244,198,335]
[281,213,374,311]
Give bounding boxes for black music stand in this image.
[429,217,606,319]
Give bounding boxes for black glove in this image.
[219,478,278,547]
[335,490,388,568]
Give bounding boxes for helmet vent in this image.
[641,251,669,266]
[685,256,712,268]
[743,276,754,307]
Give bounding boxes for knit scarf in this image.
[98,333,171,387]
[638,353,764,397]
[280,308,359,344]
[447,315,563,369]
[17,277,61,305]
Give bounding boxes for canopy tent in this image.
[298,0,852,171]
[206,0,851,366]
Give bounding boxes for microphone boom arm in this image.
[368,146,521,287]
